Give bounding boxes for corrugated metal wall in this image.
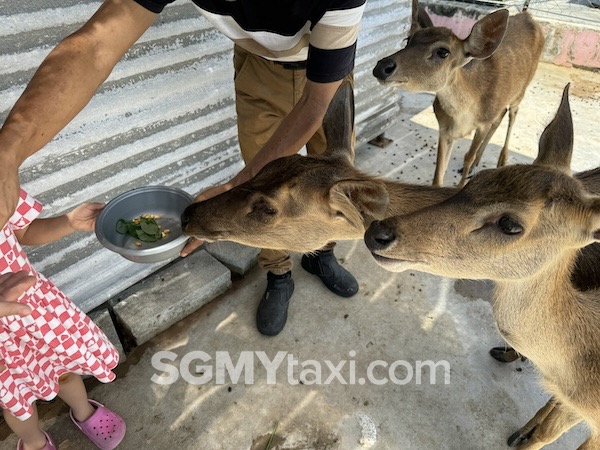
[0,0,410,313]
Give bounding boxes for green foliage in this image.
[116,217,163,242]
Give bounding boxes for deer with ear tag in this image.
[365,85,600,449]
[373,0,544,187]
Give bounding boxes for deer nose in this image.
[372,58,397,81]
[364,220,397,251]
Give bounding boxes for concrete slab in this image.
[113,250,232,346]
[1,62,598,450]
[205,241,260,276]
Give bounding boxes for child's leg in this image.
[58,373,126,449]
[56,373,94,422]
[3,404,48,450]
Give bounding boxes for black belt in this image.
[274,60,307,70]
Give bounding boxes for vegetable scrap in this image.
[116,214,170,245]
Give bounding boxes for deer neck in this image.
[434,70,474,117]
[492,249,580,364]
[380,180,457,219]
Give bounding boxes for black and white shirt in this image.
[133,0,367,82]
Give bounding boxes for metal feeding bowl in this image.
[95,186,194,263]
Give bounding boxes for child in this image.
[1,189,125,450]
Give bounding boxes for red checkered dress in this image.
[0,189,119,420]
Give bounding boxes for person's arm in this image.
[0,0,158,227]
[191,79,344,204]
[14,203,104,246]
[235,79,344,184]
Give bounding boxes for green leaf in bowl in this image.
[116,219,129,234]
[141,219,159,235]
[116,215,166,244]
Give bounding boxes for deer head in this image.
[372,0,509,93]
[365,85,600,280]
[180,82,390,253]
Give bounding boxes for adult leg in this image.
[234,45,295,276]
[234,45,297,335]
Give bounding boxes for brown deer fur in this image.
[182,82,599,291]
[181,82,454,254]
[365,85,600,449]
[372,0,544,187]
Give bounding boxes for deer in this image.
[182,81,600,367]
[364,84,600,449]
[372,0,544,188]
[180,81,454,254]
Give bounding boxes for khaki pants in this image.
[233,45,352,274]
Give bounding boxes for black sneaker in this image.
[301,249,359,297]
[256,271,295,336]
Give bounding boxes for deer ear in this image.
[534,84,573,173]
[464,9,509,59]
[322,81,355,164]
[329,180,390,230]
[410,0,434,34]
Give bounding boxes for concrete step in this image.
[113,249,231,346]
[204,241,260,276]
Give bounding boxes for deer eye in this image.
[251,198,277,216]
[262,206,276,215]
[436,47,450,58]
[496,216,523,235]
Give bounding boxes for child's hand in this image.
[67,203,105,232]
[0,272,34,317]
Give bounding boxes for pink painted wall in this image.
[542,25,600,69]
[425,10,600,70]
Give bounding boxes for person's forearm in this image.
[17,216,75,246]
[237,79,343,185]
[0,0,157,167]
[236,104,322,184]
[0,36,112,166]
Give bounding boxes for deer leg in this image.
[497,105,519,167]
[578,432,600,450]
[474,109,507,167]
[508,398,557,447]
[433,134,454,187]
[509,399,581,449]
[458,126,491,188]
[489,345,525,363]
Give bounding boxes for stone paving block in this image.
[88,309,126,364]
[205,241,260,276]
[113,250,231,346]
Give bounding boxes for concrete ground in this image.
[1,62,599,450]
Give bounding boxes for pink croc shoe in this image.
[70,399,126,450]
[17,431,56,450]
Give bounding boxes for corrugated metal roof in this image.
[1,0,409,312]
